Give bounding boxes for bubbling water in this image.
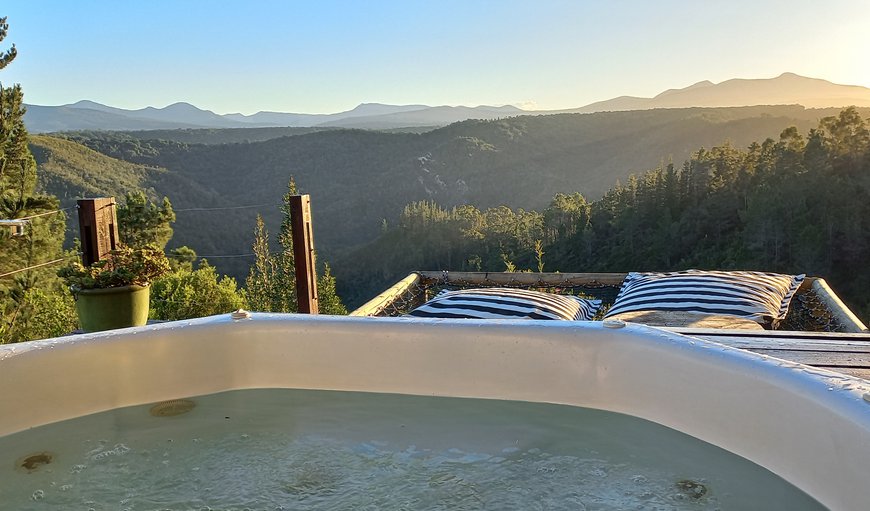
[0,389,823,510]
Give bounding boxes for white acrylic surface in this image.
[1,314,869,510]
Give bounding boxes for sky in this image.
[2,0,869,115]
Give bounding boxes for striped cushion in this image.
[407,288,601,321]
[603,270,805,324]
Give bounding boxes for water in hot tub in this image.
[0,389,823,510]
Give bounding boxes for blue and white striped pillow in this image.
[603,270,804,324]
[407,287,601,321]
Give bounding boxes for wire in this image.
[11,206,76,221]
[176,253,256,259]
[2,200,275,277]
[0,255,76,279]
[174,203,281,212]
[9,202,276,218]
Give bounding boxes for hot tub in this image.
[1,313,869,510]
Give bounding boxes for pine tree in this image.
[271,178,299,312]
[316,263,347,315]
[117,190,175,250]
[0,18,15,71]
[1,17,70,342]
[245,178,346,314]
[245,214,277,312]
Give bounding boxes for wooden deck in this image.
[669,328,870,381]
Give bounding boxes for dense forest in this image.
[19,106,870,324]
[32,105,868,284]
[338,108,870,320]
[20,104,870,322]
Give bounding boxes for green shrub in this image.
[150,262,246,321]
[0,288,78,343]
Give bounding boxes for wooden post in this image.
[77,198,119,266]
[289,194,318,314]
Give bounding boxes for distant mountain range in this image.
[24,100,525,133]
[24,73,870,133]
[566,73,870,113]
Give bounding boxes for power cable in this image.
[169,253,256,259]
[0,255,77,279]
[174,203,281,212]
[10,206,77,221]
[2,200,278,277]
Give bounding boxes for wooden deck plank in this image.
[692,339,870,352]
[668,328,870,341]
[740,350,870,367]
[666,328,870,380]
[832,368,870,380]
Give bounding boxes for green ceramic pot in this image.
[74,284,150,332]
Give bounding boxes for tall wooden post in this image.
[289,194,319,314]
[77,198,119,266]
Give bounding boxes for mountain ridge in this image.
[23,73,870,132]
[567,72,870,113]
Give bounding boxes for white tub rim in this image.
[1,313,869,510]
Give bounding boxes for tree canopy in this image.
[117,190,175,250]
[340,108,870,321]
[0,17,17,71]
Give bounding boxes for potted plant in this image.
[58,244,171,332]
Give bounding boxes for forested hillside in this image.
[340,108,870,320]
[29,135,221,245]
[30,105,870,321]
[30,135,163,203]
[40,105,864,282]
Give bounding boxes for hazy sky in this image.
[2,0,869,114]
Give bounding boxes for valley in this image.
[31,105,870,311]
